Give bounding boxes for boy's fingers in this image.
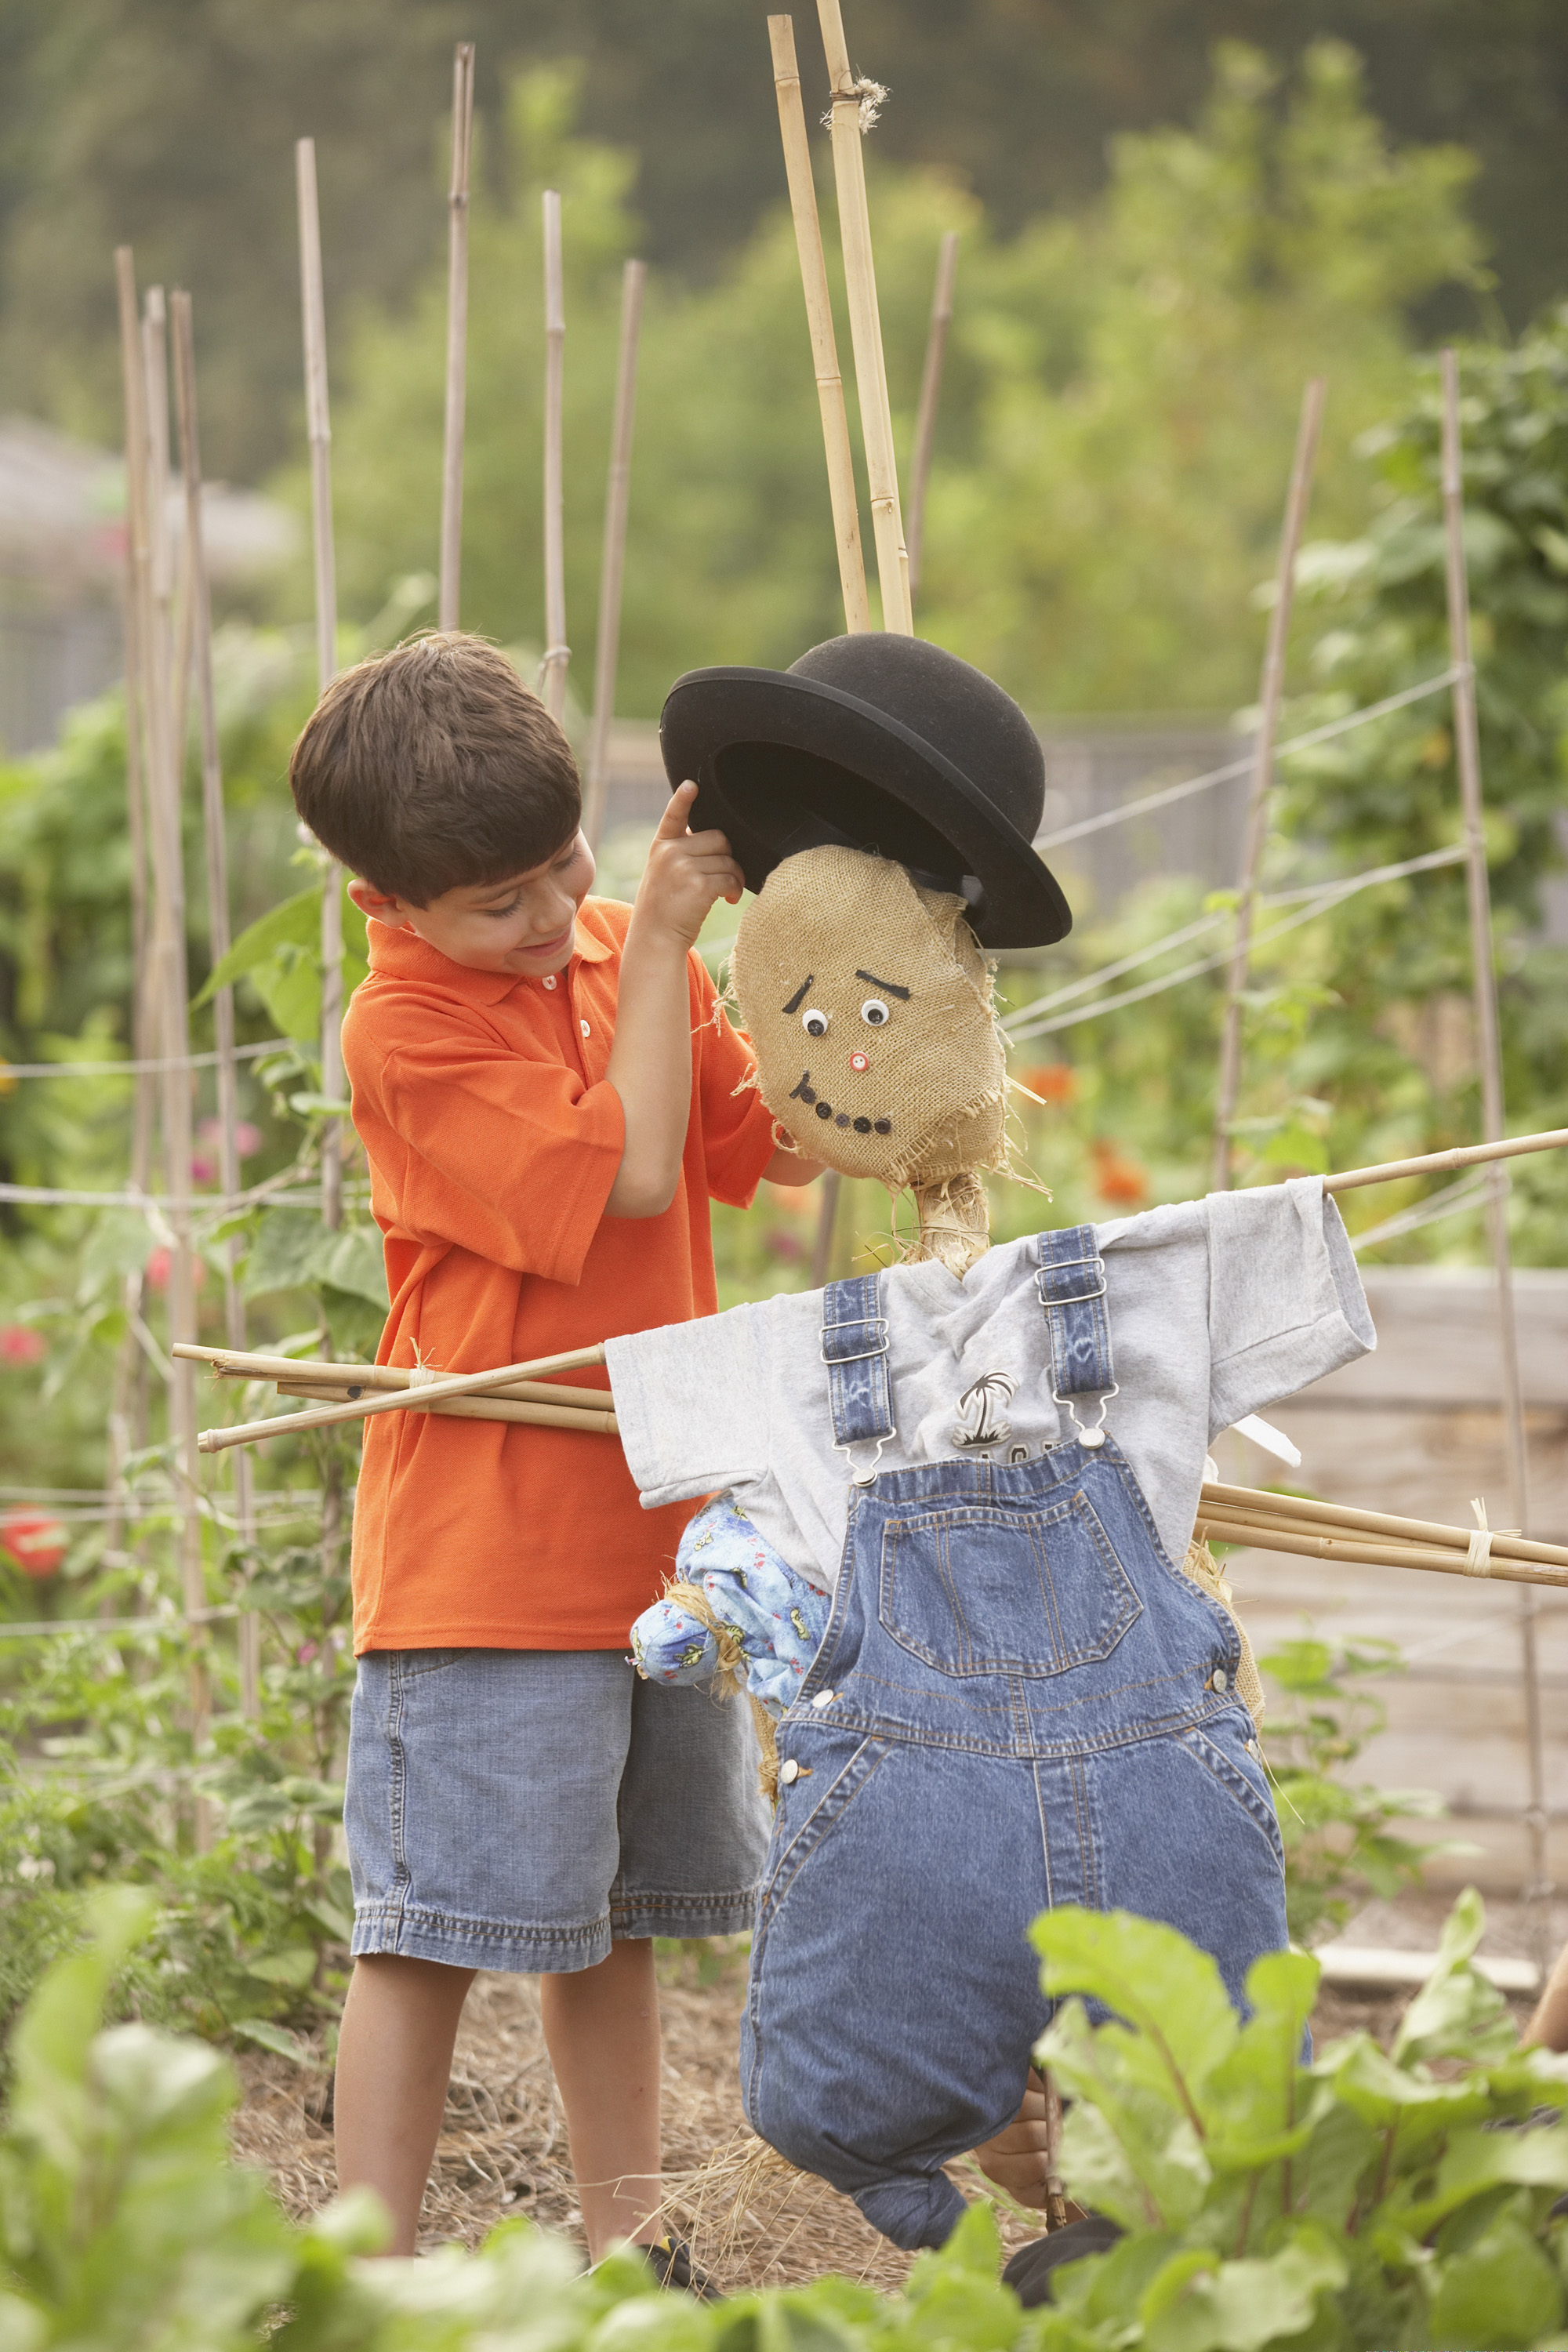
[653,781,700,841]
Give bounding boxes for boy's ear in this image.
[347,875,414,930]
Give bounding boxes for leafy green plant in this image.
[1031,1889,1568,2350]
[1258,1635,1450,1947]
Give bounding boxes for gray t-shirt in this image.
[607,1178,1374,1595]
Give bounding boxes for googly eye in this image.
[859,998,891,1027]
[801,1007,829,1037]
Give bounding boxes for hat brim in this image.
[659,668,1072,949]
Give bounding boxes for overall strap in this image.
[822,1274,895,1470]
[1035,1226,1117,1447]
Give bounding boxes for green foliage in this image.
[1030,1889,1568,2349]
[922,41,1483,712]
[1257,1636,1449,1947]
[4,1886,1568,2348]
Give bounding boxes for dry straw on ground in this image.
[229,1940,1517,2294]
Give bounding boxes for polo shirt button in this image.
[779,1759,800,1785]
[542,975,557,989]
[1210,1667,1228,1693]
[580,1018,590,1036]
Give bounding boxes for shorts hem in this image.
[350,1886,756,1974]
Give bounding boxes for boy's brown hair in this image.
[289,633,580,905]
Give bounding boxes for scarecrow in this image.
[616,626,1329,2250]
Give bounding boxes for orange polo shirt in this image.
[341,898,777,1653]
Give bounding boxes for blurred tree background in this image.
[2,0,1563,484]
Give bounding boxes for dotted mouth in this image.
[789,1069,891,1138]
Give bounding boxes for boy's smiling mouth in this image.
[789,1069,892,1137]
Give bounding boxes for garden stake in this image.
[296,136,344,1238]
[1211,375,1325,1191]
[906,229,958,602]
[295,132,351,1725]
[541,187,569,724]
[438,42,475,632]
[109,249,158,1568]
[171,288,260,1719]
[125,278,209,1801]
[582,258,646,848]
[816,0,913,632]
[1441,344,1551,1965]
[768,15,870,634]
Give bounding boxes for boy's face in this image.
[347,831,596,976]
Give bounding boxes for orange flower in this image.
[1091,1138,1149,1207]
[1015,1063,1077,1105]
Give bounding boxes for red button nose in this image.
[849,1051,869,1073]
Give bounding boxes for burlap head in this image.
[730,845,1005,1189]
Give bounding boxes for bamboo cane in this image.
[580,260,646,848]
[1323,1126,1568,1194]
[1211,377,1326,1192]
[1194,1508,1568,1591]
[815,0,913,633]
[1199,1479,1568,1569]
[274,1381,617,1435]
[541,187,568,724]
[170,290,260,1717]
[174,1340,609,1411]
[196,1342,609,1454]
[295,137,345,1247]
[1439,346,1550,1961]
[768,15,870,635]
[130,281,209,1787]
[906,229,957,604]
[438,42,476,633]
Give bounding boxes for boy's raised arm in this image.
[604,782,745,1218]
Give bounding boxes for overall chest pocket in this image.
[877,1492,1141,1678]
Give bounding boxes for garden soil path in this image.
[230,1900,1543,2296]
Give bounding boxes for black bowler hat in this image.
[658,632,1073,949]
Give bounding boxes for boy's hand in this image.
[635,782,744,952]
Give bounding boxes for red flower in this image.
[0,1326,44,1366]
[1,1510,66,1578]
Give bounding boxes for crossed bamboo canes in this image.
[184,1120,1568,1468]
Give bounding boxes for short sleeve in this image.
[690,954,778,1208]
[1206,1178,1375,1435]
[608,1301,771,1508]
[352,1005,625,1286]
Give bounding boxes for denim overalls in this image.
[740,1227,1290,2251]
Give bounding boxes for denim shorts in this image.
[344,1647,770,1972]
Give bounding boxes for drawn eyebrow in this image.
[855,968,911,1000]
[782,975,814,1014]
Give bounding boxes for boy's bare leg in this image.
[334,1953,477,2255]
[539,1937,663,2260]
[1524,1934,1568,2048]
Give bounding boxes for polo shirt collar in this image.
[366,902,614,1000]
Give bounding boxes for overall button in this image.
[811,1689,835,1709]
[1209,1667,1229,1694]
[779,1758,800,1785]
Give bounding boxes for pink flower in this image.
[196,1119,263,1159]
[0,1326,44,1366]
[145,1248,206,1294]
[189,1154,217,1185]
[296,1641,318,1665]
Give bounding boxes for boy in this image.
[289,632,820,2271]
